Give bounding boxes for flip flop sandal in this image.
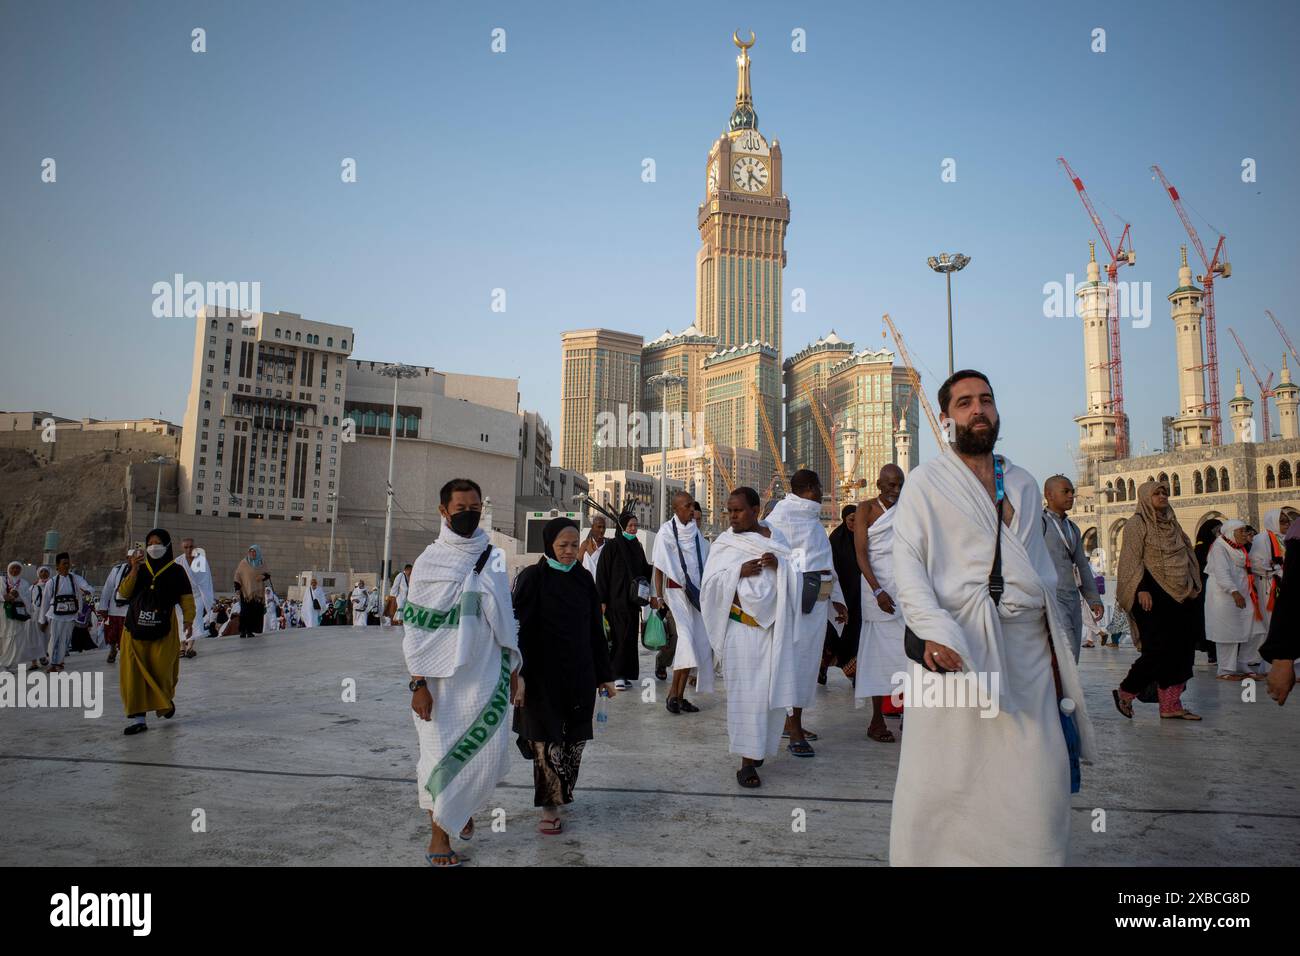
[867,726,896,743]
[1111,689,1134,719]
[538,818,563,835]
[787,739,816,757]
[460,819,475,840]
[781,730,819,741]
[1160,710,1202,720]
[736,766,761,788]
[425,851,462,867]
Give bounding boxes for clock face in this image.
[707,161,718,193]
[731,155,768,193]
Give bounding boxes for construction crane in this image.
[1152,165,1231,445]
[882,313,947,449]
[1266,309,1300,368]
[702,422,736,522]
[799,381,842,517]
[749,380,786,499]
[1228,327,1274,441]
[1058,157,1135,458]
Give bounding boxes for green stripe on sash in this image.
[402,590,482,631]
[423,648,513,803]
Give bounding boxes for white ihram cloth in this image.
[404,521,521,832]
[392,570,411,624]
[652,516,713,693]
[856,501,909,700]
[351,586,368,627]
[701,524,800,759]
[1,569,41,669]
[888,451,1095,867]
[41,572,91,667]
[1248,510,1285,643]
[177,551,214,625]
[582,541,604,580]
[301,585,328,628]
[1205,532,1254,646]
[97,563,130,619]
[765,495,844,709]
[263,587,281,632]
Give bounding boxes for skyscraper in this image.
[560,328,644,473]
[783,330,853,482]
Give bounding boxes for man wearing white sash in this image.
[389,563,413,625]
[350,582,369,627]
[652,490,712,714]
[1248,509,1291,661]
[853,464,907,743]
[405,478,522,867]
[700,487,801,789]
[765,470,847,757]
[889,370,1095,866]
[301,577,328,628]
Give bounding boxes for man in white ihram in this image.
[889,370,1095,866]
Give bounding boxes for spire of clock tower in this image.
[730,31,758,132]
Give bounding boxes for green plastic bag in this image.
[641,610,667,649]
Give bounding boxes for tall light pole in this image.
[147,455,171,527]
[377,364,420,604]
[326,491,339,573]
[646,372,687,526]
[927,252,971,378]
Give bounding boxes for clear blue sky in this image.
[3,0,1297,484]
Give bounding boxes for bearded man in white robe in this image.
[889,370,1095,866]
[701,487,801,790]
[652,490,713,714]
[405,478,522,867]
[764,470,847,757]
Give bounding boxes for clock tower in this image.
[695,32,790,354]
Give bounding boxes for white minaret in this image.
[1274,353,1300,440]
[1228,369,1255,444]
[840,427,859,485]
[894,412,913,476]
[1074,242,1120,482]
[1169,246,1215,448]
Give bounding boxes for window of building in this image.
[1220,467,1230,491]
[1205,468,1219,493]
[327,337,333,347]
[1281,461,1294,488]
[1171,473,1181,496]
[1194,470,1204,494]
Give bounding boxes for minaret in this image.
[1274,353,1300,440]
[1073,242,1120,482]
[1169,246,1214,448]
[1228,369,1255,443]
[894,412,913,476]
[841,427,859,484]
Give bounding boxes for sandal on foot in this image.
[736,766,761,788]
[867,725,896,743]
[1160,710,1202,720]
[665,697,681,714]
[654,666,667,681]
[425,850,462,867]
[781,729,819,741]
[460,818,475,840]
[123,723,148,736]
[677,698,699,713]
[1112,689,1134,719]
[787,739,815,757]
[539,817,563,835]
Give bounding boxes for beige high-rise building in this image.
[641,324,717,456]
[694,33,789,442]
[1074,243,1124,485]
[783,331,854,485]
[560,329,643,474]
[644,444,762,528]
[703,341,781,489]
[1275,354,1300,440]
[1169,246,1215,448]
[826,349,919,488]
[178,307,354,522]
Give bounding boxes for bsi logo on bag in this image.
[49,886,151,936]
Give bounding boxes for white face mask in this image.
[147,544,167,560]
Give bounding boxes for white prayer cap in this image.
[1219,519,1246,537]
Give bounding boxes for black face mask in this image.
[448,509,481,537]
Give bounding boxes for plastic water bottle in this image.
[595,687,609,732]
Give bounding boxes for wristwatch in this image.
[872,587,885,598]
[408,678,427,692]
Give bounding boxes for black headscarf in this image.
[616,510,636,533]
[140,527,192,608]
[541,517,579,563]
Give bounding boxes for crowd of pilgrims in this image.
[2,457,1296,865]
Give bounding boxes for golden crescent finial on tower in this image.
[733,30,755,50]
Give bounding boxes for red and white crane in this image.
[1057,157,1135,458]
[1151,165,1232,445]
[1266,309,1299,369]
[1228,327,1273,442]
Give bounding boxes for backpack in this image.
[126,561,179,641]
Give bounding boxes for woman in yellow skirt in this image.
[117,528,195,736]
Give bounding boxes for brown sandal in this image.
[1112,689,1134,719]
[867,725,896,743]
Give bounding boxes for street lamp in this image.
[326,491,339,573]
[646,372,687,526]
[146,455,171,528]
[377,363,420,604]
[927,252,971,378]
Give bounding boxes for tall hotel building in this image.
[559,328,644,473]
[178,307,354,521]
[783,331,853,484]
